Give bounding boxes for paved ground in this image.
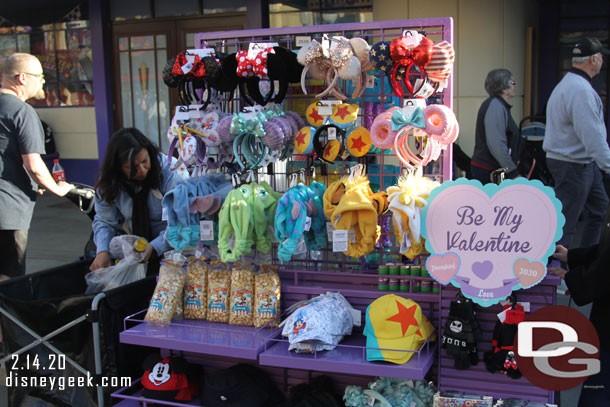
[0,193,590,405]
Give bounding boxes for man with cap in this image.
[543,37,610,248]
[0,53,74,280]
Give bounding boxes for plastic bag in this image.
[254,265,281,328]
[206,262,231,323]
[109,234,150,263]
[144,261,186,326]
[183,257,208,320]
[84,262,146,294]
[229,266,255,326]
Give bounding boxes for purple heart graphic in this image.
[472,260,493,280]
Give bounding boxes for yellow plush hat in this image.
[364,295,435,364]
[306,102,325,127]
[346,126,372,157]
[331,176,380,258]
[322,179,346,220]
[294,126,314,154]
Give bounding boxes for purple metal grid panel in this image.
[438,276,560,403]
[120,309,280,360]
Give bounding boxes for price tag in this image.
[295,36,311,48]
[187,48,216,58]
[330,36,340,50]
[162,207,168,221]
[294,236,307,254]
[317,104,332,116]
[365,74,375,88]
[304,216,312,231]
[399,231,411,253]
[333,230,348,252]
[497,308,508,323]
[248,42,279,59]
[189,104,204,118]
[348,227,356,243]
[327,126,336,140]
[350,308,361,327]
[174,106,191,121]
[181,61,194,75]
[326,222,334,242]
[200,220,214,241]
[321,37,331,58]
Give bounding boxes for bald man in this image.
[0,53,73,280]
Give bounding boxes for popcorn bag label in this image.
[256,291,278,317]
[231,289,253,314]
[184,283,203,309]
[208,287,228,312]
[150,286,170,310]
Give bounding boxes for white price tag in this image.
[326,222,334,242]
[365,74,375,88]
[162,207,168,221]
[181,61,193,74]
[399,231,411,253]
[200,220,214,241]
[188,104,204,118]
[174,106,191,121]
[330,36,341,50]
[304,216,312,231]
[497,308,508,323]
[294,236,307,254]
[327,126,336,140]
[317,105,332,116]
[295,36,311,48]
[247,42,279,59]
[348,227,356,243]
[333,230,348,252]
[350,308,361,327]
[321,37,331,58]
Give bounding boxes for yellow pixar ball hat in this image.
[305,102,325,127]
[346,126,372,157]
[364,294,435,364]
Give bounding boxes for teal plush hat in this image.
[274,186,308,262]
[305,181,326,251]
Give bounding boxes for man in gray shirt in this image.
[0,53,73,280]
[543,37,610,248]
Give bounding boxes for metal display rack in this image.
[112,17,556,406]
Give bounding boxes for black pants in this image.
[0,229,28,278]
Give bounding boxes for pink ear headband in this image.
[370,107,400,149]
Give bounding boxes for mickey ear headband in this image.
[388,34,433,99]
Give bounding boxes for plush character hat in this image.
[274,186,308,262]
[364,295,435,364]
[218,185,256,262]
[141,355,198,401]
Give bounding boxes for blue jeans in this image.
[470,165,492,185]
[547,158,609,248]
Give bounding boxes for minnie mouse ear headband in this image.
[297,36,363,100]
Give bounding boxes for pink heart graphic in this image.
[472,261,493,280]
[513,258,547,288]
[426,253,460,284]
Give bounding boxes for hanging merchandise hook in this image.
[289,173,298,188]
[231,173,240,187]
[299,168,306,184]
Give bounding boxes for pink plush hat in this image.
[370,107,400,149]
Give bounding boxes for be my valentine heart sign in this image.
[422,178,564,306]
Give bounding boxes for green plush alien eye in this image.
[256,187,268,199]
[240,186,251,198]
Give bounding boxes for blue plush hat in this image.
[275,186,308,262]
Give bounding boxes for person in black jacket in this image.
[470,69,521,184]
[549,209,610,406]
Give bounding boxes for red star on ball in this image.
[350,136,367,152]
[309,108,323,124]
[334,105,351,120]
[295,130,307,146]
[386,300,420,337]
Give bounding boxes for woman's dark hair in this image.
[95,128,162,204]
[484,69,514,97]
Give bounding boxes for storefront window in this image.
[110,0,152,22]
[0,21,94,108]
[154,0,200,17]
[269,1,372,28]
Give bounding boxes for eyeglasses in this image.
[15,72,45,80]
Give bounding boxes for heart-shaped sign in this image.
[422,179,563,306]
[426,252,460,284]
[513,258,547,289]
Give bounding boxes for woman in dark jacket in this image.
[549,208,610,406]
[470,69,521,184]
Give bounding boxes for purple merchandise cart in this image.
[113,17,556,406]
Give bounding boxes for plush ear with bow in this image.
[245,46,303,105]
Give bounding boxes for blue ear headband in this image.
[275,186,308,262]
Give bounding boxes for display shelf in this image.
[120,310,279,360]
[259,332,436,380]
[112,378,201,407]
